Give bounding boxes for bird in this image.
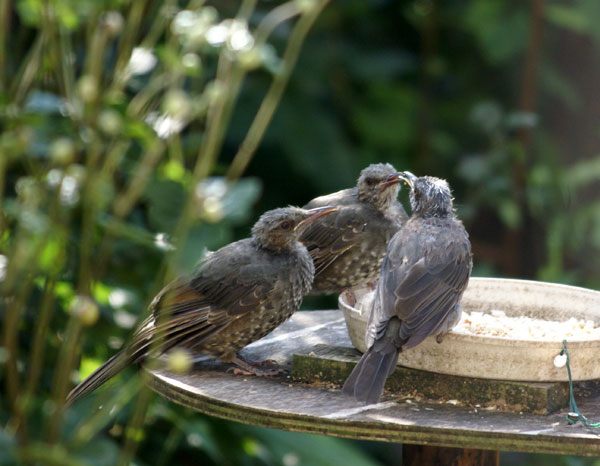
[66,205,337,405]
[342,172,472,404]
[299,163,408,295]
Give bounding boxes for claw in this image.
[343,289,357,307]
[229,354,287,377]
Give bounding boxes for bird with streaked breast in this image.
[300,163,409,295]
[342,172,472,404]
[66,205,337,405]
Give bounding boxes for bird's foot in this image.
[230,366,286,376]
[228,355,286,377]
[367,279,378,291]
[342,289,357,307]
[436,332,447,344]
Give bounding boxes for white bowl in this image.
[339,277,600,382]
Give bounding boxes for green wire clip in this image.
[560,339,600,428]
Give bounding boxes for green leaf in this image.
[546,5,588,33]
[566,157,600,188]
[15,0,44,27]
[221,178,262,223]
[24,90,68,115]
[0,430,17,466]
[72,437,120,466]
[92,281,112,306]
[240,426,383,466]
[160,160,188,183]
[180,419,223,463]
[498,199,522,229]
[464,0,528,64]
[352,83,417,152]
[176,223,232,273]
[144,179,186,233]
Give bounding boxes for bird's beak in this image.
[398,171,417,189]
[295,206,338,232]
[379,172,403,191]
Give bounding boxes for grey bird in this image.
[342,172,472,404]
[66,205,337,405]
[300,163,408,295]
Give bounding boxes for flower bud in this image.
[50,138,76,165]
[167,348,193,374]
[70,296,99,326]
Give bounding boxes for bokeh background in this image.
[2,0,600,464]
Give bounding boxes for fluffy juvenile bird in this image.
[342,172,472,404]
[67,205,337,405]
[300,163,408,294]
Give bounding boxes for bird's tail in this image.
[66,350,132,406]
[342,317,404,404]
[342,345,400,404]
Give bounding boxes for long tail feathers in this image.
[342,346,399,404]
[65,351,132,406]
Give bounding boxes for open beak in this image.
[379,172,403,192]
[398,171,417,189]
[295,206,338,232]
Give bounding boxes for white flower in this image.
[126,47,157,77]
[145,111,186,139]
[172,7,218,46]
[205,19,254,52]
[0,255,7,282]
[205,21,230,46]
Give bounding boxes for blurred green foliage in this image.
[2,0,600,465]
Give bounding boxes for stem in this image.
[0,152,6,233]
[140,0,178,50]
[502,0,545,276]
[112,140,166,218]
[12,32,44,105]
[253,1,300,47]
[114,1,148,84]
[127,72,170,118]
[3,234,46,438]
[415,0,437,172]
[156,425,184,466]
[58,25,76,104]
[227,1,329,179]
[0,0,11,91]
[518,0,545,153]
[78,139,102,295]
[25,278,57,397]
[84,22,109,84]
[69,375,141,446]
[117,386,153,465]
[46,317,83,443]
[193,0,258,181]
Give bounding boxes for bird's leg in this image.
[229,354,286,376]
[367,279,378,290]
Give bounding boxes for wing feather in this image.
[367,222,471,349]
[131,243,278,355]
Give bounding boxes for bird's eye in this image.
[365,177,376,186]
[279,220,292,230]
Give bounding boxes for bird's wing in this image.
[393,256,470,348]
[369,228,471,349]
[131,246,277,355]
[299,207,368,275]
[303,188,356,209]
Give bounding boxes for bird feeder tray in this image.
[147,311,600,456]
[340,277,600,382]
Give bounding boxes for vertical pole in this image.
[403,445,500,466]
